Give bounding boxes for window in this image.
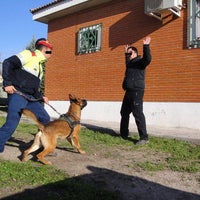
[78,24,102,54]
[188,0,200,48]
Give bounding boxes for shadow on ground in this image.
[81,123,139,143]
[81,123,117,135]
[1,166,199,200]
[6,137,79,162]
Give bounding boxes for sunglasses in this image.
[126,52,132,56]
[45,51,52,54]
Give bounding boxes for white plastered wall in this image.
[45,101,200,130]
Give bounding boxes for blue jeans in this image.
[0,93,50,153]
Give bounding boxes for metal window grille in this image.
[78,24,102,54]
[188,0,200,48]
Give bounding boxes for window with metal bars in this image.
[78,24,102,54]
[188,0,200,48]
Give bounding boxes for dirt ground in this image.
[0,124,199,200]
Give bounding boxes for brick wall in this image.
[45,0,200,102]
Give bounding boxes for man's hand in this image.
[43,96,49,104]
[143,37,151,45]
[4,85,16,94]
[125,45,130,53]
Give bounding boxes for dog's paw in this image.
[21,158,27,162]
[45,161,52,165]
[21,155,27,162]
[38,159,52,165]
[79,150,86,154]
[38,160,52,165]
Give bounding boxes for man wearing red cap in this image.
[0,38,53,153]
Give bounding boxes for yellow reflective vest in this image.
[16,49,46,80]
[2,49,47,98]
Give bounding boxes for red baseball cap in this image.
[36,39,53,49]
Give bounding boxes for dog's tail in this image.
[22,109,45,130]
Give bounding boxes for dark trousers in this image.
[120,90,148,140]
[0,93,50,153]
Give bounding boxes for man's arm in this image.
[142,37,152,67]
[124,44,130,65]
[2,55,21,94]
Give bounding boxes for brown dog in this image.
[21,94,87,165]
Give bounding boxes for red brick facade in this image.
[45,0,200,102]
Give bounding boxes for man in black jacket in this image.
[0,38,53,153]
[120,37,151,145]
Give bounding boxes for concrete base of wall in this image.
[45,101,200,130]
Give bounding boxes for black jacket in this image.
[122,44,151,91]
[2,55,42,98]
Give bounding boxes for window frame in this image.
[188,0,200,48]
[77,23,102,54]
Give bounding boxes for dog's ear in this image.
[69,94,74,100]
[69,94,79,104]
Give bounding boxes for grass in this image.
[0,160,67,188]
[0,116,199,199]
[0,159,119,200]
[78,128,200,173]
[11,119,200,173]
[148,137,200,172]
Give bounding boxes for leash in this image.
[14,90,43,102]
[14,90,62,116]
[46,102,62,116]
